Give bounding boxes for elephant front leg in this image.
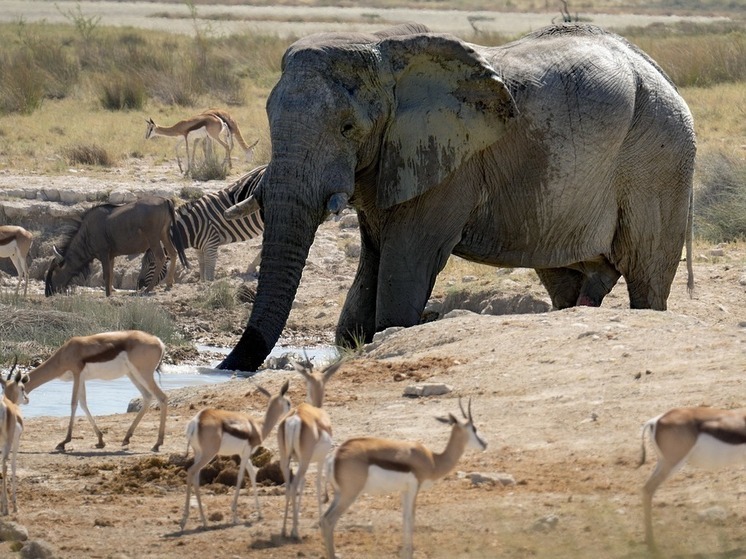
[374,218,461,334]
[336,222,379,347]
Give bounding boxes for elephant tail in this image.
[685,187,694,297]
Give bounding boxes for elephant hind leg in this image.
[537,258,621,309]
[536,268,584,310]
[576,258,621,307]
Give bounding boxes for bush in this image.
[99,72,146,110]
[197,281,235,310]
[694,152,746,242]
[62,143,114,167]
[0,50,45,115]
[188,141,229,181]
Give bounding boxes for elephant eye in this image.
[341,122,355,138]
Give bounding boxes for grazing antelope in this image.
[201,109,259,168]
[145,113,231,175]
[180,379,292,530]
[45,196,188,298]
[640,406,746,550]
[321,398,487,559]
[0,365,29,515]
[23,331,168,452]
[0,225,33,297]
[278,359,343,540]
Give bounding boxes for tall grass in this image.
[694,152,746,243]
[0,295,183,363]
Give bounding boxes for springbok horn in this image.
[326,192,349,215]
[224,195,260,220]
[255,384,271,398]
[459,397,468,420]
[7,355,18,381]
[52,245,64,263]
[468,397,473,421]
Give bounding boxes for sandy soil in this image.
[0,156,745,559]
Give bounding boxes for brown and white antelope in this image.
[0,363,29,515]
[201,109,259,168]
[145,113,231,174]
[640,406,746,550]
[321,398,487,559]
[180,379,292,530]
[278,359,342,540]
[0,225,33,297]
[23,331,168,452]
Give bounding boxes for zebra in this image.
[137,165,265,289]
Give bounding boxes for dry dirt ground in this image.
[0,158,745,559]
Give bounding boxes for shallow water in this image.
[22,344,338,418]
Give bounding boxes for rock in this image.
[467,472,516,487]
[39,188,60,202]
[58,190,86,205]
[462,275,477,283]
[532,514,559,533]
[344,243,361,258]
[698,506,728,525]
[443,309,478,320]
[20,540,57,559]
[709,248,725,257]
[0,520,29,541]
[108,190,137,205]
[403,383,453,398]
[338,214,359,229]
[739,275,746,286]
[371,327,404,344]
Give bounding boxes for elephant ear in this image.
[376,34,517,209]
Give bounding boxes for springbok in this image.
[145,113,231,174]
[201,109,259,168]
[45,196,188,297]
[640,406,746,550]
[0,364,29,515]
[278,359,343,540]
[321,398,487,559]
[180,379,292,530]
[23,330,168,452]
[0,225,33,297]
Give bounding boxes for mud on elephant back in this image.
[218,22,695,373]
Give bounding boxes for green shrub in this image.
[694,152,746,242]
[197,281,235,310]
[62,143,115,167]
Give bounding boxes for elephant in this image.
[218,22,695,372]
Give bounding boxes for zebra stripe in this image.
[138,165,265,288]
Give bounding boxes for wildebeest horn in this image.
[52,245,64,263]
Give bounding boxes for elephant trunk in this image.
[218,179,323,372]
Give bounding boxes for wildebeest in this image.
[45,196,188,297]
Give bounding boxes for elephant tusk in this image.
[225,195,260,220]
[327,192,349,215]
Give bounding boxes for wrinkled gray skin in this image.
[218,23,695,372]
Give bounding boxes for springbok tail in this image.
[638,419,657,468]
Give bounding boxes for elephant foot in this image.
[576,294,601,307]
